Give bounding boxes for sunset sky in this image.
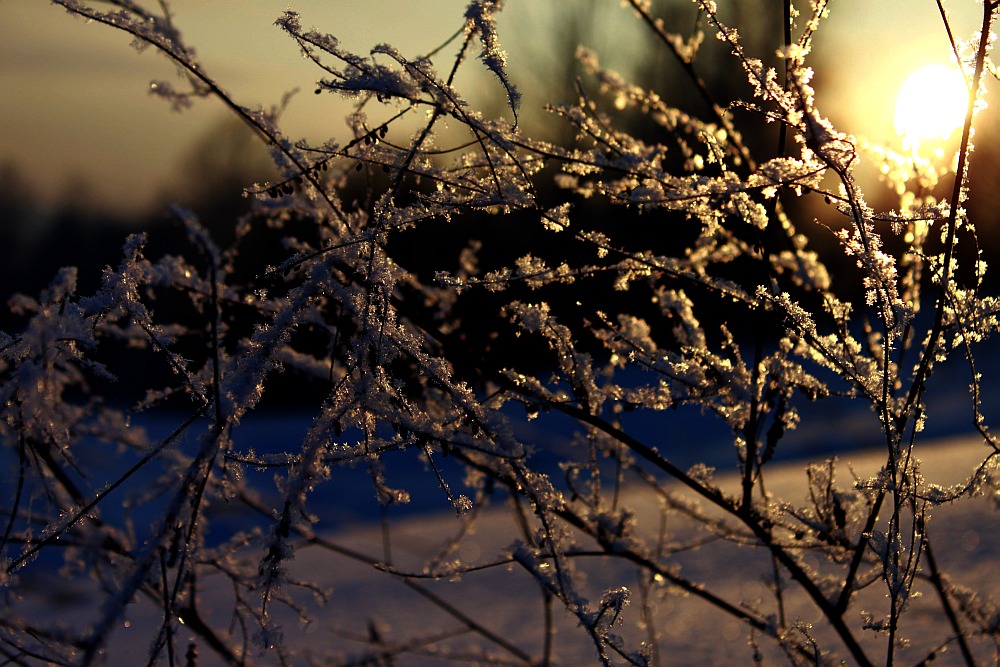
[0,0,989,217]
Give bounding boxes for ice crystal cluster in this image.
[3,0,1000,665]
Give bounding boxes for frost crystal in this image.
[11,1,1000,665]
[465,0,521,119]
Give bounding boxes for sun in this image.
[894,63,969,148]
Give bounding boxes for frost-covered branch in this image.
[5,0,1000,665]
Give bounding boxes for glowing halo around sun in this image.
[894,63,970,149]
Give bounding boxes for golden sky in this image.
[0,1,469,215]
[0,0,988,216]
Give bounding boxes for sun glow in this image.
[894,63,969,148]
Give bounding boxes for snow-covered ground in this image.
[24,432,999,666]
[9,338,998,665]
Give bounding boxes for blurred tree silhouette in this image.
[509,0,785,149]
[162,115,278,245]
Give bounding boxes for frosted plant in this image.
[3,0,1000,665]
